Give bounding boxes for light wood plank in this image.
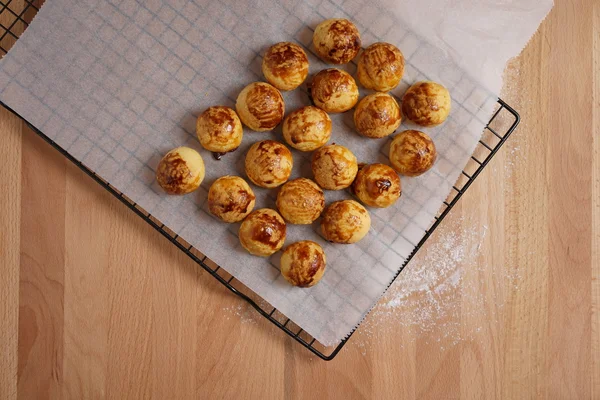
[591,2,600,398]
[0,108,22,400]
[61,166,112,399]
[545,2,593,398]
[17,130,66,399]
[500,26,552,400]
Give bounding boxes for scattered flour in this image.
[222,303,258,325]
[349,217,486,353]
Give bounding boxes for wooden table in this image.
[1,1,598,398]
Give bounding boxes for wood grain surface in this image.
[1,0,599,399]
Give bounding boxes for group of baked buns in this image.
[155,18,451,289]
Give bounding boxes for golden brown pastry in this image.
[402,81,451,126]
[389,130,437,176]
[239,208,287,257]
[311,144,358,190]
[282,106,331,151]
[236,82,285,131]
[262,42,309,91]
[156,147,205,195]
[196,106,243,157]
[208,176,256,223]
[356,42,405,92]
[354,93,401,138]
[280,241,326,287]
[310,68,359,113]
[276,178,325,224]
[312,18,361,64]
[352,163,401,208]
[245,140,293,188]
[321,200,370,244]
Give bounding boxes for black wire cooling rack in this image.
[0,0,520,360]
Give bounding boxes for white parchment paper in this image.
[0,0,551,345]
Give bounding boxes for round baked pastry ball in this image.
[282,106,332,151]
[311,144,358,190]
[262,42,309,91]
[354,93,402,138]
[208,176,256,223]
[357,42,405,92]
[402,81,451,127]
[276,178,325,224]
[236,82,285,131]
[352,163,401,208]
[312,18,361,64]
[311,69,359,113]
[239,208,286,257]
[196,106,243,156]
[245,140,293,188]
[321,200,371,244]
[156,147,205,195]
[389,130,437,176]
[280,241,327,287]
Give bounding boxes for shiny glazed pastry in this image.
[402,81,451,126]
[245,140,293,188]
[276,178,325,224]
[262,42,309,91]
[311,144,358,190]
[239,208,287,257]
[208,176,256,223]
[280,241,326,287]
[389,130,437,176]
[310,68,359,113]
[156,147,205,195]
[282,106,332,151]
[356,42,405,92]
[354,93,402,138]
[196,106,243,155]
[312,18,361,64]
[321,200,370,244]
[236,82,285,131]
[352,163,401,208]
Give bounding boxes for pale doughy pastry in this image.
[196,106,243,157]
[239,208,286,257]
[310,68,359,113]
[311,144,358,190]
[321,200,370,244]
[245,140,293,188]
[156,147,205,195]
[208,176,256,223]
[282,106,332,151]
[402,81,451,127]
[276,178,325,224]
[389,130,437,176]
[357,42,405,92]
[236,82,285,131]
[354,93,401,138]
[312,18,361,64]
[352,163,401,208]
[280,241,326,287]
[262,42,309,91]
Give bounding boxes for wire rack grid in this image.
[0,0,519,360]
